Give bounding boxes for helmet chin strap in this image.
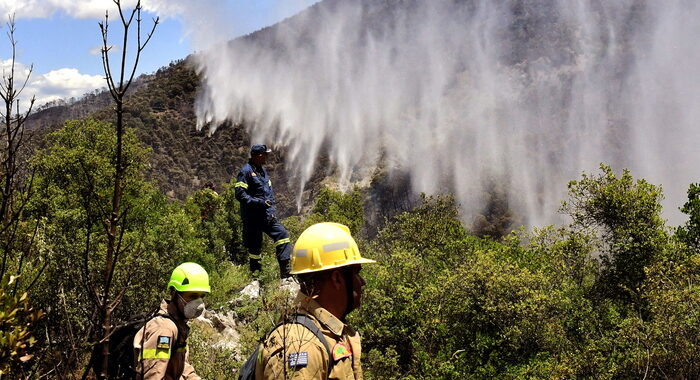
[175,292,187,319]
[343,267,355,318]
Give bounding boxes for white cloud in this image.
[30,67,104,105]
[0,0,161,20]
[0,59,104,106]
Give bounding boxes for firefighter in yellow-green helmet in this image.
[133,262,210,379]
[254,222,376,379]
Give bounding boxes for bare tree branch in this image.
[0,13,36,285]
[124,6,159,94]
[92,1,158,377]
[99,13,118,101]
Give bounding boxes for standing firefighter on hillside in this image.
[242,222,376,379]
[235,144,293,280]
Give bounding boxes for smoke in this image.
[190,0,700,226]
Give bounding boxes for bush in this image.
[677,183,700,253]
[356,191,662,378]
[24,119,222,374]
[634,245,700,377]
[562,164,667,305]
[184,187,230,264]
[307,187,364,235]
[0,277,43,377]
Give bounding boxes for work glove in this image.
[254,198,269,208]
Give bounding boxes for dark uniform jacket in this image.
[133,300,200,380]
[255,292,364,380]
[235,161,276,221]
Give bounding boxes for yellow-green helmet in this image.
[290,222,376,275]
[168,262,211,293]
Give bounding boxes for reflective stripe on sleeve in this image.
[235,182,249,189]
[274,238,291,246]
[249,254,262,260]
[140,348,171,360]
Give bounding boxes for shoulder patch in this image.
[288,352,308,368]
[157,335,171,349]
[332,342,352,361]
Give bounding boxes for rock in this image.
[279,277,300,295]
[205,309,238,332]
[240,279,261,299]
[194,308,241,355]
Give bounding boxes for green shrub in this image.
[0,277,43,377]
[562,164,668,305]
[24,119,222,373]
[188,321,239,379]
[307,187,364,235]
[184,187,230,264]
[220,179,245,264]
[633,246,700,377]
[677,183,700,253]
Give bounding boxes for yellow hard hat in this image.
[290,222,376,275]
[168,262,211,293]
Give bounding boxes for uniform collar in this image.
[248,159,264,172]
[160,299,188,329]
[159,299,169,314]
[295,291,346,337]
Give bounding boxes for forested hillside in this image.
[25,60,305,216]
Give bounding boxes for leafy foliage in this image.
[0,277,43,377]
[306,187,365,235]
[8,112,700,380]
[678,183,700,252]
[562,164,667,304]
[637,247,700,378]
[350,165,700,379]
[356,195,600,378]
[184,187,230,266]
[24,119,216,372]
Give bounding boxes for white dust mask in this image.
[183,297,205,319]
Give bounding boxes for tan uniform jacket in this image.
[255,292,364,380]
[133,300,201,380]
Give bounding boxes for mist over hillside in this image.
[193,0,700,226]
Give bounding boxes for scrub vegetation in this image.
[3,2,700,377]
[5,116,700,378]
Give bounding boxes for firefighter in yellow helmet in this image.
[255,222,376,379]
[134,262,210,379]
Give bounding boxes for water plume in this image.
[190,0,700,226]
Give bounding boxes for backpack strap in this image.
[155,312,186,349]
[282,314,335,378]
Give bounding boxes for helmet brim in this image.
[290,258,376,275]
[170,285,211,293]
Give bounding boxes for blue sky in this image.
[0,0,319,106]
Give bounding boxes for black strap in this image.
[275,314,335,377]
[155,312,187,349]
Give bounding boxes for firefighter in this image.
[234,144,292,279]
[133,262,210,379]
[255,222,377,379]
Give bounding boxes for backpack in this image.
[238,314,334,380]
[91,309,175,379]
